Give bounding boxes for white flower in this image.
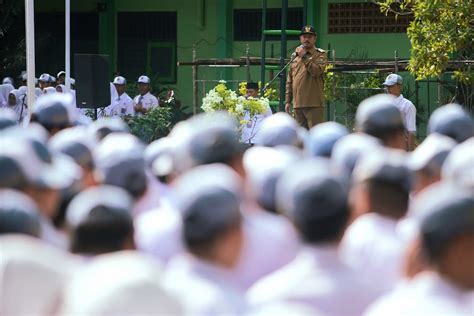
[218,80,227,84]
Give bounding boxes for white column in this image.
[65,0,71,91]
[25,0,36,110]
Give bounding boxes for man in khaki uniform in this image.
[285,25,327,129]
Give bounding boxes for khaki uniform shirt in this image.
[285,47,327,108]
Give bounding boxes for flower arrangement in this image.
[202,80,268,124]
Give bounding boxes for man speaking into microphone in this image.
[285,25,327,129]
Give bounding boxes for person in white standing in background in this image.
[7,89,27,123]
[241,82,273,145]
[107,76,134,118]
[133,75,159,116]
[383,74,417,151]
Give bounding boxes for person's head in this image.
[137,75,151,95]
[246,82,259,98]
[30,93,76,136]
[49,126,97,189]
[413,183,474,290]
[56,84,65,93]
[87,117,129,142]
[57,71,66,85]
[0,189,41,237]
[0,134,80,219]
[0,108,17,129]
[428,103,474,143]
[441,137,474,189]
[383,74,403,97]
[408,133,456,195]
[276,158,349,244]
[299,25,317,48]
[66,185,135,255]
[351,148,412,220]
[305,122,348,158]
[93,133,148,200]
[356,94,406,150]
[172,112,244,176]
[38,73,51,90]
[145,137,176,184]
[113,76,127,95]
[2,76,14,86]
[331,133,382,180]
[243,146,300,213]
[176,164,244,268]
[259,112,304,148]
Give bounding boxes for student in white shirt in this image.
[341,148,412,294]
[133,75,159,116]
[365,183,474,316]
[107,76,134,117]
[163,164,247,315]
[383,74,417,151]
[247,159,380,315]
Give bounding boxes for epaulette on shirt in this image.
[316,48,326,53]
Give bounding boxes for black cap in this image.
[246,82,259,90]
[300,25,316,36]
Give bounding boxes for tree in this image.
[376,0,473,110]
[0,0,26,76]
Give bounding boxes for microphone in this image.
[291,45,305,58]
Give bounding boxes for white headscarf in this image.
[44,87,57,95]
[35,87,43,98]
[0,83,14,107]
[7,89,27,122]
[56,84,67,93]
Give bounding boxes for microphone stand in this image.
[261,53,297,95]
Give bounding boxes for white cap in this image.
[145,137,176,177]
[70,78,75,85]
[57,251,181,316]
[57,71,66,78]
[49,76,56,83]
[113,76,126,85]
[442,137,474,189]
[331,133,382,178]
[383,73,403,86]
[409,133,456,172]
[49,126,96,169]
[66,185,133,228]
[38,73,50,82]
[258,112,302,147]
[138,75,151,84]
[2,77,14,85]
[0,235,78,316]
[0,189,41,236]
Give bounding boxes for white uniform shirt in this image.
[133,92,159,115]
[247,245,381,316]
[241,106,273,144]
[107,92,134,117]
[393,94,417,133]
[233,208,300,290]
[341,213,407,294]
[163,254,247,315]
[365,272,473,316]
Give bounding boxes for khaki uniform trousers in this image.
[294,107,325,129]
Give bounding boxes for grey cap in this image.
[172,112,241,172]
[305,121,349,158]
[0,189,41,236]
[174,164,242,237]
[414,183,474,256]
[93,133,147,198]
[276,158,347,222]
[441,137,474,189]
[0,135,81,190]
[331,133,382,178]
[66,185,133,228]
[33,93,76,127]
[382,73,403,86]
[87,117,129,141]
[428,103,474,143]
[38,73,51,82]
[352,148,412,192]
[144,137,175,178]
[258,112,302,147]
[409,133,456,172]
[355,94,404,136]
[243,146,301,212]
[49,126,95,170]
[0,108,18,130]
